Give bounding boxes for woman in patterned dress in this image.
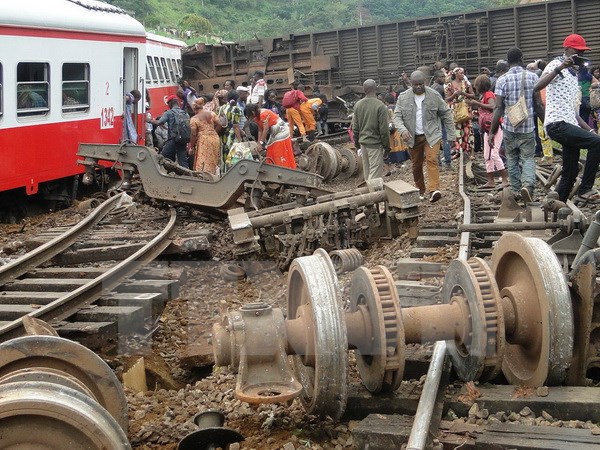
[445,67,475,159]
[189,98,221,176]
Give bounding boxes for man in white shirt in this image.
[394,71,455,202]
[535,34,600,204]
[249,71,266,105]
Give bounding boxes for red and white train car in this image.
[0,0,184,212]
[145,32,186,119]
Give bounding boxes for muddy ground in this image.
[0,152,462,449]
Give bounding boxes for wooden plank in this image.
[27,266,187,283]
[26,267,107,279]
[393,258,446,280]
[97,293,165,318]
[409,248,441,258]
[395,281,441,307]
[448,385,600,423]
[418,228,458,237]
[343,382,422,421]
[51,244,145,265]
[55,321,118,349]
[0,292,64,304]
[117,280,179,299]
[122,357,148,393]
[2,278,89,291]
[352,414,414,450]
[475,425,600,450]
[74,305,146,329]
[0,304,39,320]
[415,235,460,247]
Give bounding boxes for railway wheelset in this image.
[213,232,579,420]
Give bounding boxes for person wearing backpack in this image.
[283,82,308,141]
[152,94,191,168]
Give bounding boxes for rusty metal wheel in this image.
[349,265,405,393]
[0,381,131,449]
[466,258,505,381]
[0,335,128,431]
[442,259,489,381]
[336,147,359,180]
[287,249,348,420]
[491,233,573,386]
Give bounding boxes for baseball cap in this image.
[563,34,591,51]
[236,86,250,92]
[165,94,178,104]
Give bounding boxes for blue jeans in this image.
[441,124,451,165]
[162,139,189,169]
[547,120,600,201]
[502,130,536,193]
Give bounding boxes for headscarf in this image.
[205,89,227,112]
[192,97,206,111]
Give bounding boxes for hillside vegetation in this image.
[107,0,518,42]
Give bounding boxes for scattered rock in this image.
[541,410,553,421]
[536,386,549,397]
[519,406,533,417]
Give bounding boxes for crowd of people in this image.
[131,33,600,207]
[352,33,600,205]
[138,71,329,176]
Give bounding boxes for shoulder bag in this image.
[506,70,529,128]
[590,87,600,109]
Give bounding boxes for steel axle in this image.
[212,233,574,419]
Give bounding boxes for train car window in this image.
[146,56,157,84]
[62,63,90,113]
[154,57,165,84]
[166,58,176,83]
[176,59,183,78]
[159,58,171,83]
[17,62,49,117]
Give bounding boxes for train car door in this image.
[122,47,140,143]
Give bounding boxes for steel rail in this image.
[0,208,176,342]
[406,341,447,450]
[0,193,124,286]
[407,152,472,449]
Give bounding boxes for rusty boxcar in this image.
[182,0,600,124]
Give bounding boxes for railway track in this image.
[0,193,178,345]
[208,147,600,449]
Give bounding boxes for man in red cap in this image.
[151,95,191,168]
[535,34,600,204]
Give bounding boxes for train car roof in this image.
[146,32,186,49]
[1,0,145,37]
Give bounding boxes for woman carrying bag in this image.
[445,67,475,159]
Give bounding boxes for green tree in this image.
[179,14,213,35]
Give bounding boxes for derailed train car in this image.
[181,0,600,124]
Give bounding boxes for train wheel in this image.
[349,265,405,393]
[287,249,348,420]
[491,233,573,386]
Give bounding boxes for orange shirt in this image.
[256,109,279,130]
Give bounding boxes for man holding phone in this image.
[535,34,600,204]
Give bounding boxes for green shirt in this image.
[351,96,390,148]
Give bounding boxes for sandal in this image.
[576,190,600,204]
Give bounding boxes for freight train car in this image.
[181,0,600,123]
